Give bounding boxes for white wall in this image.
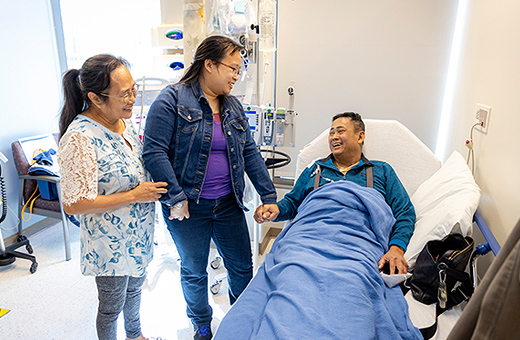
[441,0,520,246]
[274,0,459,178]
[0,0,62,237]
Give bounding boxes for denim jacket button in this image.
[231,148,234,152]
[233,165,237,169]
[227,131,231,135]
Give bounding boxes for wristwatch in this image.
[173,200,186,209]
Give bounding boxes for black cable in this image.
[258,147,292,169]
[0,164,7,224]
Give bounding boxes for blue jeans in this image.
[163,192,253,326]
[95,275,146,340]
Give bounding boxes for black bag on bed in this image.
[408,233,475,339]
[410,233,474,307]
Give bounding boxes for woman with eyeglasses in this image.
[57,54,168,340]
[143,35,277,340]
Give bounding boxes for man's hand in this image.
[378,245,408,274]
[254,204,280,223]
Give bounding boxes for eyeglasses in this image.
[100,83,140,104]
[217,61,241,76]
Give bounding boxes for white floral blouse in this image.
[57,115,154,277]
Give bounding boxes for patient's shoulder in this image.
[368,159,398,174]
[366,158,391,166]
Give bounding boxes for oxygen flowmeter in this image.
[274,108,286,146]
[262,105,275,146]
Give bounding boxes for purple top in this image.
[200,120,232,199]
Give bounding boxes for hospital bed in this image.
[217,119,486,339]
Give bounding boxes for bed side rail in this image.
[473,210,501,256]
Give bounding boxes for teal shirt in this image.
[276,154,415,251]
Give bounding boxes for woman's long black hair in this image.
[59,54,129,137]
[179,35,244,85]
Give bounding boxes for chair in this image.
[11,133,71,261]
[0,232,38,273]
[0,159,38,273]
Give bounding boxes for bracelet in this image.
[173,200,186,209]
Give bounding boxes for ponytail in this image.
[59,69,85,137]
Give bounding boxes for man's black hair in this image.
[332,112,365,132]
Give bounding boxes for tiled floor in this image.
[0,217,245,340]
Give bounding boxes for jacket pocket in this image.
[229,116,249,142]
[178,106,202,133]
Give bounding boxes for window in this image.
[59,0,162,78]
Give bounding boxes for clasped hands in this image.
[253,204,280,223]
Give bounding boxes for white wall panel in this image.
[0,0,62,237]
[442,0,520,245]
[274,0,458,177]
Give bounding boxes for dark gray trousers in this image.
[95,275,146,340]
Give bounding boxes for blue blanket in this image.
[214,181,422,340]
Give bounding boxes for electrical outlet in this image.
[475,104,491,133]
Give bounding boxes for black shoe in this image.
[194,324,213,340]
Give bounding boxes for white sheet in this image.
[406,151,481,270]
[405,292,463,340]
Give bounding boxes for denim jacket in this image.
[275,155,415,251]
[142,81,277,210]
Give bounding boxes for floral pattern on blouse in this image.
[58,115,154,277]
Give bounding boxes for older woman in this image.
[143,35,277,340]
[57,54,167,340]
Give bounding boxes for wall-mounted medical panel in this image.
[152,55,185,82]
[152,24,184,49]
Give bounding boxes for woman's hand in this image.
[169,201,190,221]
[131,181,168,203]
[64,181,169,215]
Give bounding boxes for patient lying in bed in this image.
[255,112,415,275]
[214,180,422,340]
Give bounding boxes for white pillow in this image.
[404,151,481,271]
